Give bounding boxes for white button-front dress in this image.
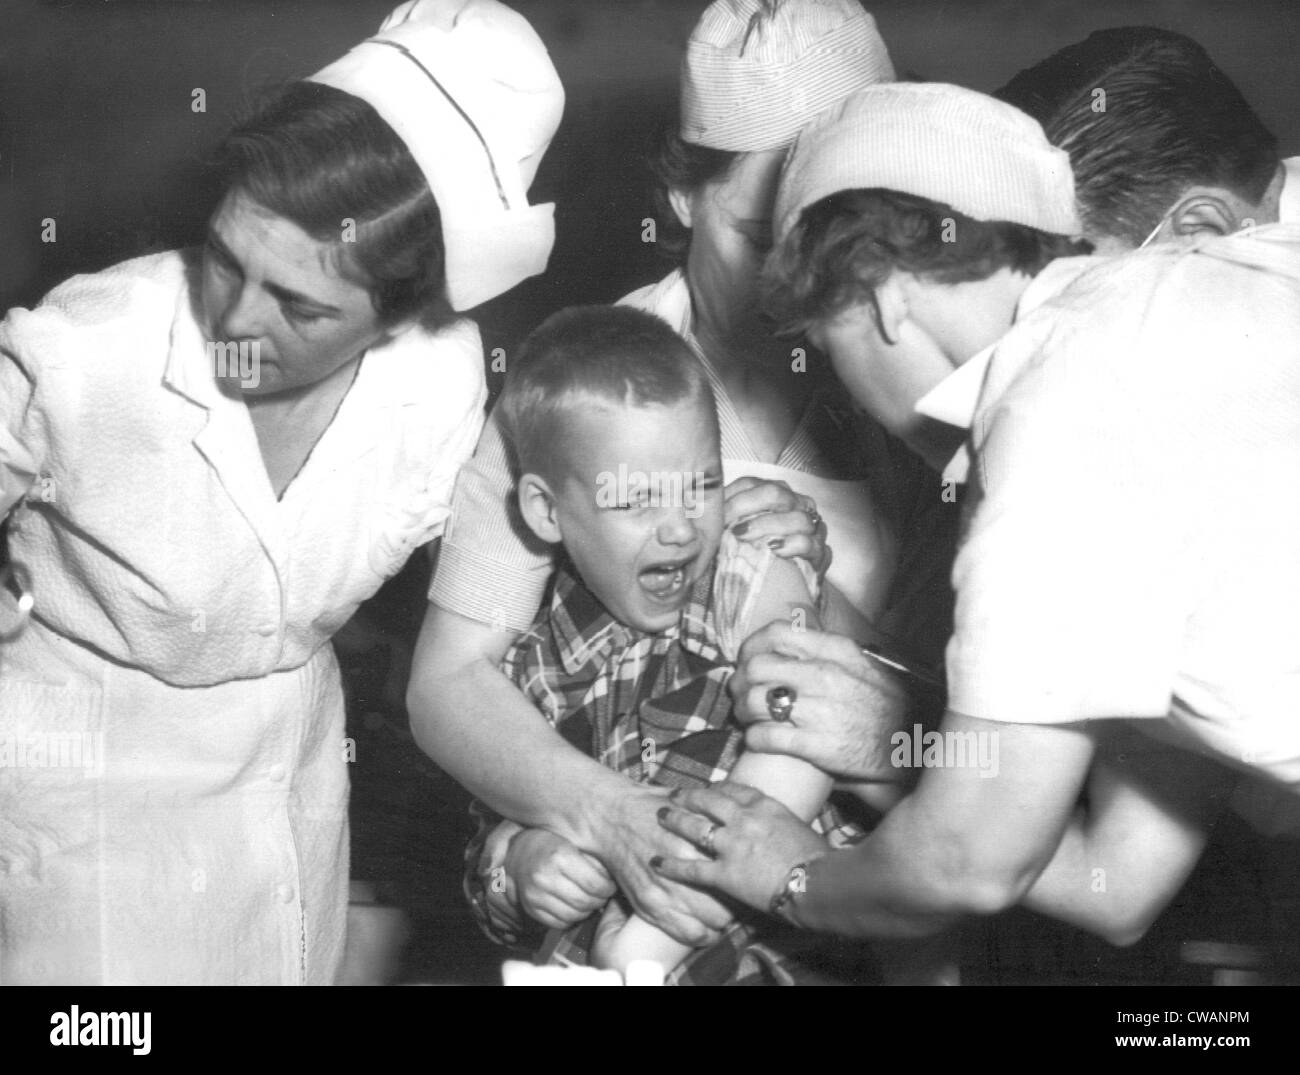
[0,250,486,984]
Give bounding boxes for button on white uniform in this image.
[255,623,277,637]
[276,883,295,904]
[268,764,286,783]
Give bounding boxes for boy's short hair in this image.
[995,27,1280,245]
[764,188,1087,338]
[498,305,711,483]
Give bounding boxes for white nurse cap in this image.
[775,82,1082,241]
[680,0,895,152]
[310,0,565,311]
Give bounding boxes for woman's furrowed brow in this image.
[204,228,239,267]
[206,227,342,316]
[265,282,343,316]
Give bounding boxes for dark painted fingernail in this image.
[733,522,749,537]
[649,856,664,870]
[767,537,785,551]
[656,806,670,821]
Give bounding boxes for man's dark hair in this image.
[765,188,1086,338]
[996,27,1279,245]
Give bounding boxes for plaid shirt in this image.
[465,535,874,985]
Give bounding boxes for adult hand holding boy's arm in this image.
[724,478,887,648]
[657,714,1096,938]
[725,477,829,578]
[729,622,909,783]
[408,604,733,946]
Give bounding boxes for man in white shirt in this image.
[651,80,1300,951]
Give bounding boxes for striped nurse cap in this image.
[775,82,1082,242]
[681,0,895,152]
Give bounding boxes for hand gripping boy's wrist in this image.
[769,860,813,924]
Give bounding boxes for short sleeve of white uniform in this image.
[0,334,41,516]
[945,237,1300,731]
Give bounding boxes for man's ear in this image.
[667,187,695,231]
[1168,189,1242,240]
[517,472,563,545]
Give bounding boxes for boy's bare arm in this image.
[819,581,880,647]
[596,553,833,974]
[722,552,835,819]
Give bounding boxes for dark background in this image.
[3,0,1299,985]
[4,0,1299,331]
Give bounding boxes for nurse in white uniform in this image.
[0,0,563,985]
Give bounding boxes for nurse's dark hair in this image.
[995,27,1279,246]
[498,305,711,484]
[648,125,739,261]
[764,189,1088,338]
[210,81,448,327]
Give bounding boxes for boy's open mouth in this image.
[638,556,695,603]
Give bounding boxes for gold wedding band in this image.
[700,822,719,857]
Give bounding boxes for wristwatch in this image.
[769,861,811,923]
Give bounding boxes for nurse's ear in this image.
[872,273,910,345]
[517,472,563,546]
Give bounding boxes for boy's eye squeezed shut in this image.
[595,472,721,517]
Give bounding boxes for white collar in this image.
[908,257,1096,485]
[912,345,994,486]
[913,345,993,430]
